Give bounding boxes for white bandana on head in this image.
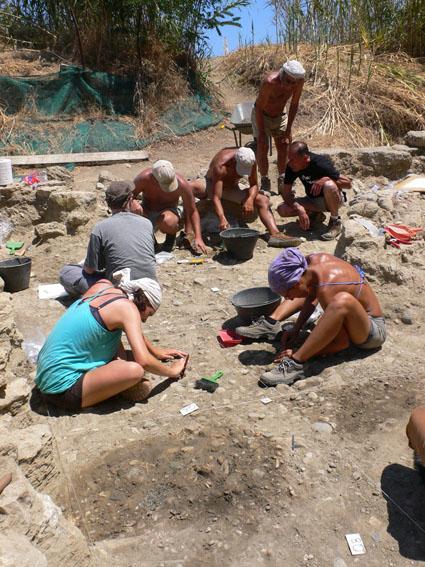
[112,268,162,311]
[280,60,306,80]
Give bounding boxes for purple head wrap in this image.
[268,248,307,294]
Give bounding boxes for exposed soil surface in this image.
[3,60,425,566]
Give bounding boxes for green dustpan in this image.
[6,241,24,255]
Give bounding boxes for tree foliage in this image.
[0,0,249,70]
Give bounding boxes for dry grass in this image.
[220,44,425,146]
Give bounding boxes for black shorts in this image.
[42,374,84,411]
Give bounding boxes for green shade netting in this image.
[0,65,222,154]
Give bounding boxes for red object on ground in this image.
[217,329,243,348]
[384,223,423,244]
[406,406,425,463]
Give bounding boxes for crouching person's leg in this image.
[82,360,150,407]
[293,292,370,362]
[59,264,101,297]
[261,292,370,386]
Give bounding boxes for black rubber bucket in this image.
[231,286,281,322]
[0,257,32,292]
[220,228,260,260]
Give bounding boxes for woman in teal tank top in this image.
[36,279,188,410]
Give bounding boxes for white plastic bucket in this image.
[0,159,13,186]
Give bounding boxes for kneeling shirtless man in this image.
[260,248,386,386]
[192,147,303,248]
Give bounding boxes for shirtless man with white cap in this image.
[191,146,303,248]
[252,60,305,195]
[133,160,208,254]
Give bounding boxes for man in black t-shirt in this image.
[277,141,351,240]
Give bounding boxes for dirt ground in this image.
[4,67,425,567]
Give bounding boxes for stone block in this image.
[98,170,117,184]
[66,210,91,231]
[0,378,30,415]
[356,147,412,179]
[34,222,66,240]
[46,165,73,182]
[47,191,96,213]
[0,531,47,566]
[405,130,425,149]
[348,200,379,218]
[0,457,91,565]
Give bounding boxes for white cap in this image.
[280,60,305,80]
[235,147,256,176]
[152,160,178,192]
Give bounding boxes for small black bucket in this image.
[220,228,260,260]
[231,286,281,322]
[0,257,32,292]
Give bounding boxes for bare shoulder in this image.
[82,280,114,300]
[212,149,232,177]
[134,168,151,186]
[307,252,333,265]
[263,70,279,86]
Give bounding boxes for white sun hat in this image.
[235,147,256,176]
[152,159,179,192]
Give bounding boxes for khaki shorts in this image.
[297,192,344,212]
[200,177,258,222]
[251,107,288,139]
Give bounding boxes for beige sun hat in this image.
[235,147,256,176]
[152,159,179,192]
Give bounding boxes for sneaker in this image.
[309,211,326,230]
[260,176,271,195]
[161,233,176,252]
[268,233,305,248]
[260,357,306,386]
[235,315,281,340]
[277,174,285,195]
[321,218,342,241]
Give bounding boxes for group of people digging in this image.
[35,59,385,412]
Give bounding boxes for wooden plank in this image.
[4,150,149,166]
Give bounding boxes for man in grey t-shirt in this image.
[60,181,157,296]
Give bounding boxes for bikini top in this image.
[314,264,366,299]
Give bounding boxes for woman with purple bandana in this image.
[258,248,386,386]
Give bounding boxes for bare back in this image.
[306,253,383,317]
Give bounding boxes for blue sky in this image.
[206,1,277,56]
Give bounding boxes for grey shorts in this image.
[357,316,386,349]
[59,264,103,297]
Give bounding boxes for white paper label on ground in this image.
[38,283,68,300]
[345,533,366,555]
[180,403,199,416]
[261,397,272,404]
[210,287,220,292]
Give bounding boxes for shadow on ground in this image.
[381,462,425,561]
[29,377,178,417]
